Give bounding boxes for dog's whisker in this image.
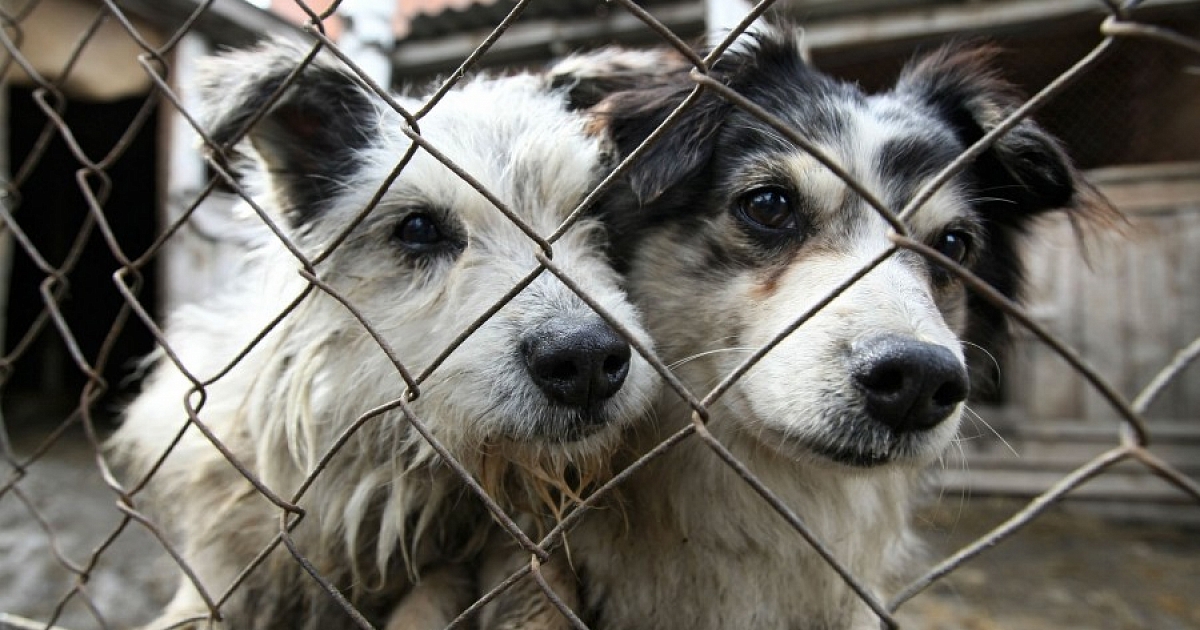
[946,434,971,530]
[962,340,1002,377]
[668,347,757,369]
[965,195,1020,206]
[963,404,1020,458]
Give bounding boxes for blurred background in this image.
[1,1,1198,628]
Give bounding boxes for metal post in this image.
[705,0,756,44]
[160,32,213,313]
[0,82,11,447]
[337,0,397,87]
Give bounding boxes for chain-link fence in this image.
[2,0,1199,629]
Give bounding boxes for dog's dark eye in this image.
[930,229,973,284]
[935,230,972,265]
[735,187,797,233]
[395,213,446,249]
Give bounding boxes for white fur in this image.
[109,43,657,630]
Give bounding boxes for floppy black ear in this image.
[600,81,732,206]
[896,45,1120,394]
[198,40,380,226]
[896,45,1085,218]
[548,47,691,111]
[549,46,731,206]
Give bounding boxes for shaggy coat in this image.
[109,42,657,629]
[545,27,1115,629]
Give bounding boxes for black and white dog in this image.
[109,41,658,629]
[542,26,1115,629]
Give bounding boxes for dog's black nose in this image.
[523,317,631,409]
[851,334,968,433]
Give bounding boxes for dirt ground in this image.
[2,422,1198,630]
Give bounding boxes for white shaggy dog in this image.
[541,27,1116,629]
[109,41,657,630]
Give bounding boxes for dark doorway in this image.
[3,86,159,427]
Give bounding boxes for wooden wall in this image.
[1007,162,1200,423]
[945,163,1200,513]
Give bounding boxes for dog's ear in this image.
[896,45,1121,394]
[549,47,730,206]
[895,44,1113,221]
[198,40,379,226]
[548,47,691,112]
[601,80,732,205]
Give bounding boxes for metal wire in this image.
[1,0,1198,629]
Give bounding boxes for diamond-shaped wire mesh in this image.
[1,1,1199,629]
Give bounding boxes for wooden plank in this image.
[1150,209,1184,417]
[946,420,1200,472]
[1009,220,1045,411]
[1090,162,1200,215]
[1168,206,1200,417]
[937,467,1200,505]
[1124,214,1176,419]
[1001,256,1034,413]
[1079,212,1130,423]
[1005,419,1200,442]
[1084,163,1200,420]
[942,416,1200,508]
[1100,178,1200,216]
[1022,217,1083,419]
[949,447,1200,475]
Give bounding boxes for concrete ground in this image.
[0,421,173,630]
[2,422,1198,630]
[899,498,1200,630]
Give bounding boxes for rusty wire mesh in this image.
[1,0,1199,629]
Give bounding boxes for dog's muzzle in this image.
[850,333,969,433]
[522,316,632,414]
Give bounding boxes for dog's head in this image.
[199,42,658,493]
[557,29,1113,468]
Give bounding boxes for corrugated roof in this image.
[119,0,300,48]
[405,0,687,41]
[390,0,705,79]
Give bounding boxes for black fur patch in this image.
[876,135,962,192]
[203,45,379,226]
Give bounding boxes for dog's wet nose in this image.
[851,334,968,433]
[523,317,632,409]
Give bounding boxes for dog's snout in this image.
[523,317,632,409]
[851,334,968,433]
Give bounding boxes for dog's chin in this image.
[752,412,958,471]
[497,403,631,447]
[537,407,619,444]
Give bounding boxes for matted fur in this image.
[542,26,1116,629]
[108,41,657,630]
